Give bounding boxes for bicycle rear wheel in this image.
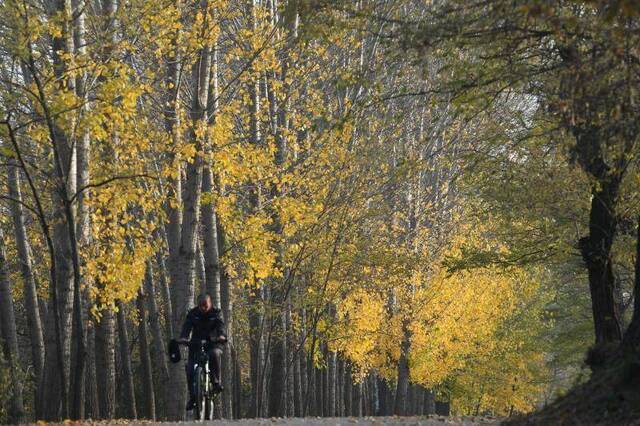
[205,394,214,420]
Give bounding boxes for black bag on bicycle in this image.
[168,339,181,363]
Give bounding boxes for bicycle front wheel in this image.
[194,367,207,421]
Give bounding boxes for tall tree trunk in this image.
[246,0,265,417]
[7,161,45,415]
[217,222,234,418]
[201,167,221,306]
[196,240,207,296]
[156,251,174,341]
[362,375,369,416]
[46,0,78,416]
[233,346,242,418]
[299,304,309,417]
[163,0,183,306]
[0,229,26,423]
[623,216,640,349]
[167,4,212,416]
[423,389,435,415]
[41,318,62,419]
[268,308,287,417]
[85,323,100,419]
[327,351,337,417]
[161,11,182,417]
[353,381,363,417]
[249,287,264,417]
[307,360,316,416]
[70,0,90,417]
[337,359,344,416]
[579,178,623,345]
[415,387,424,415]
[284,300,294,417]
[394,319,411,415]
[344,364,352,417]
[292,333,302,417]
[318,365,325,416]
[407,383,415,415]
[4,107,65,422]
[144,260,169,418]
[116,302,137,419]
[203,33,233,418]
[376,377,388,416]
[322,349,329,416]
[137,289,156,420]
[95,310,116,419]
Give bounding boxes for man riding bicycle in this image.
[177,293,226,411]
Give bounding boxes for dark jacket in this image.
[179,307,226,342]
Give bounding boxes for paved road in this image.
[142,416,499,426]
[22,415,499,426]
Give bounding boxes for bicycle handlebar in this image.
[177,337,226,346]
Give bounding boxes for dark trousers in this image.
[186,345,223,398]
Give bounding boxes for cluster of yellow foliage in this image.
[333,224,551,415]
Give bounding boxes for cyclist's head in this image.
[197,293,212,312]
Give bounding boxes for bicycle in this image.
[178,339,219,421]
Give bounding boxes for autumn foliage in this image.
[0,0,639,424]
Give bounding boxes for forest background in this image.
[0,0,639,423]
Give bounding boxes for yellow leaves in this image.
[220,211,279,287]
[274,196,323,238]
[47,23,63,39]
[180,142,198,163]
[410,265,516,386]
[446,275,550,416]
[84,180,158,314]
[329,214,551,414]
[334,289,390,378]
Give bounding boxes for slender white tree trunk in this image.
[7,160,45,414]
[0,229,26,423]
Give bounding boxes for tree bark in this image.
[85,322,100,419]
[246,0,265,416]
[315,366,323,416]
[344,364,352,416]
[47,1,79,417]
[328,351,337,417]
[144,260,169,417]
[353,381,363,417]
[307,360,316,416]
[579,178,624,345]
[156,251,174,341]
[201,167,221,307]
[71,0,90,415]
[233,346,242,418]
[95,310,116,419]
[269,308,287,417]
[116,302,137,419]
[167,4,212,416]
[0,229,26,424]
[394,319,411,415]
[322,356,329,416]
[7,160,45,414]
[423,389,435,415]
[217,221,234,418]
[249,287,265,417]
[377,377,389,416]
[292,327,302,417]
[137,288,156,420]
[7,105,72,421]
[623,216,640,349]
[407,383,416,415]
[196,240,207,296]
